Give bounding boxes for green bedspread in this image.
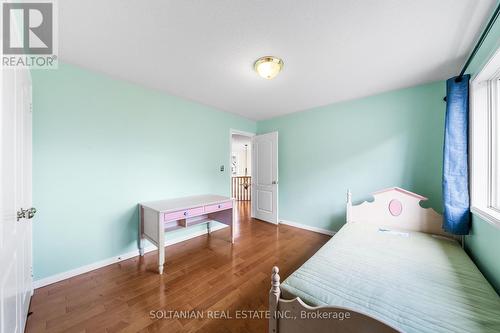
[280,222,500,333]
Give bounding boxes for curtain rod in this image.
[444,3,500,101]
[457,3,500,81]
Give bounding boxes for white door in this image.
[251,132,278,224]
[0,65,34,333]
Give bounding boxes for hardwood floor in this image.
[26,202,330,333]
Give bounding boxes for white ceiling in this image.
[59,0,496,120]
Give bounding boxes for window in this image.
[470,47,500,226]
[492,78,500,209]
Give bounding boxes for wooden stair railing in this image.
[232,176,251,201]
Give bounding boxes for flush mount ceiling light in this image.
[254,56,284,80]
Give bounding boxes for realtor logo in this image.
[1,0,58,68]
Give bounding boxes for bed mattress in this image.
[280,222,500,333]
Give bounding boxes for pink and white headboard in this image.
[346,187,451,238]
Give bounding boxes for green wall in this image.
[258,81,446,231]
[464,7,500,294]
[466,215,500,294]
[32,63,256,280]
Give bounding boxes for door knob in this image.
[16,207,36,221]
[17,209,25,221]
[26,207,37,219]
[272,180,278,185]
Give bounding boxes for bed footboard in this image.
[269,267,398,333]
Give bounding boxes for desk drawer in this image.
[164,206,205,222]
[205,201,232,214]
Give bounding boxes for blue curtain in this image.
[443,74,470,235]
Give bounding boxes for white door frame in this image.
[229,129,255,199]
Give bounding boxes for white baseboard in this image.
[33,223,228,289]
[279,220,336,236]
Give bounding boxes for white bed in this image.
[269,188,500,333]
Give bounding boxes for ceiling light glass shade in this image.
[254,56,283,79]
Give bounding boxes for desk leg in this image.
[138,205,145,256]
[158,213,165,274]
[207,221,211,234]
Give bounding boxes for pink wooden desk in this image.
[139,195,235,274]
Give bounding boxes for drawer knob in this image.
[184,211,188,216]
[218,205,221,208]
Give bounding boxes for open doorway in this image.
[230,130,279,225]
[230,131,254,203]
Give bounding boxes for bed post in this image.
[269,266,280,333]
[346,189,352,223]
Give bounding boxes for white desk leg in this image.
[158,213,165,274]
[138,205,145,256]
